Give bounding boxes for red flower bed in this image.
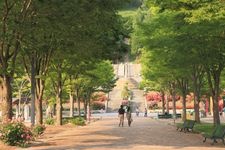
[167,95,180,101]
[145,91,162,102]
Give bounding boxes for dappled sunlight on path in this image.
[26,117,225,150]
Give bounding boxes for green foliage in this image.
[12,77,30,98]
[122,0,142,9]
[70,117,86,126]
[0,122,33,147]
[44,118,55,125]
[121,84,132,100]
[32,125,46,137]
[133,0,225,124]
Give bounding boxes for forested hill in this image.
[117,0,142,63]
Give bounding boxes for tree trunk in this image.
[76,89,81,117]
[31,56,36,126]
[24,50,52,125]
[161,91,165,114]
[56,67,62,126]
[194,101,200,123]
[172,92,177,118]
[88,98,91,122]
[35,97,43,124]
[35,80,43,125]
[177,78,188,121]
[0,76,13,122]
[213,79,220,125]
[53,104,56,116]
[77,99,81,117]
[193,90,200,123]
[56,93,62,125]
[166,94,169,114]
[69,92,74,117]
[193,81,201,123]
[192,65,204,123]
[181,94,187,121]
[205,67,221,125]
[84,99,87,120]
[213,95,220,125]
[170,82,177,119]
[35,77,45,124]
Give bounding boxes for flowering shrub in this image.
[146,91,162,102]
[70,117,85,126]
[32,124,46,137]
[0,122,33,147]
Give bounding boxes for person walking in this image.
[126,106,132,127]
[118,105,125,127]
[136,107,139,117]
[144,108,147,117]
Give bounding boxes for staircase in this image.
[130,89,145,112]
[107,63,146,112]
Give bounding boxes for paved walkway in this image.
[24,117,225,150]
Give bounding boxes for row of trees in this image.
[0,0,127,125]
[132,0,225,125]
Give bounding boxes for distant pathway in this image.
[26,117,224,150]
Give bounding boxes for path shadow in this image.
[29,118,225,150]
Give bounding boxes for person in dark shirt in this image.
[118,105,125,127]
[144,108,147,117]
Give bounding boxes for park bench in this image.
[158,113,181,119]
[176,119,195,132]
[202,125,225,145]
[158,113,172,119]
[176,114,181,118]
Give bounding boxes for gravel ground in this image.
[13,117,224,150]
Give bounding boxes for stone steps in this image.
[108,78,145,113]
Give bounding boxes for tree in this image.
[44,0,124,125]
[135,0,225,125]
[0,0,34,122]
[183,0,225,125]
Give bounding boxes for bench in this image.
[177,119,195,132]
[158,114,172,119]
[158,113,181,119]
[202,125,225,145]
[176,114,181,118]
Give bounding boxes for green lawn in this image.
[177,122,225,134]
[194,123,215,134]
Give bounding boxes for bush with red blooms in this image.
[145,91,162,102]
[0,121,33,147]
[167,95,180,101]
[92,92,107,102]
